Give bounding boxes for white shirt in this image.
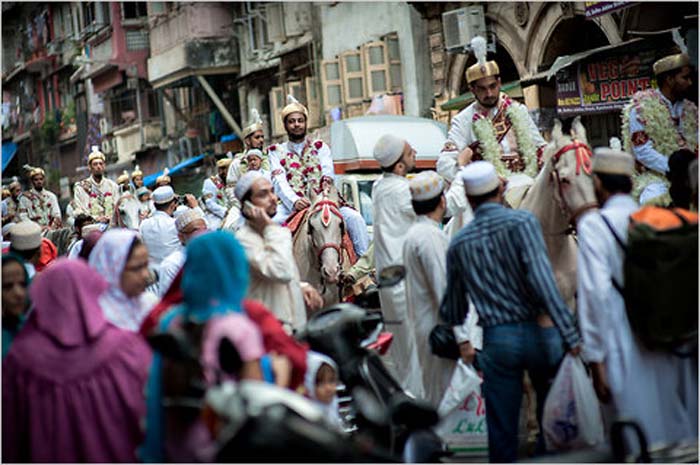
[577,193,696,445]
[402,216,454,406]
[236,222,307,330]
[202,176,228,219]
[72,176,120,218]
[18,188,61,227]
[158,248,185,296]
[268,139,334,212]
[139,210,182,267]
[372,173,421,393]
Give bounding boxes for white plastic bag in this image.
[437,359,482,417]
[542,354,605,451]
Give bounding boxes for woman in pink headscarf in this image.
[2,259,152,462]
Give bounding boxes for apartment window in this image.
[321,60,343,110]
[362,41,390,97]
[305,76,320,129]
[126,30,149,51]
[268,86,284,137]
[286,81,305,105]
[250,15,270,52]
[63,6,74,38]
[122,2,147,19]
[384,33,402,92]
[340,50,365,104]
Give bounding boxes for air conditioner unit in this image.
[442,6,487,52]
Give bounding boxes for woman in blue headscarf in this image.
[2,253,31,358]
[141,231,266,462]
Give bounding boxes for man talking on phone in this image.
[234,171,323,333]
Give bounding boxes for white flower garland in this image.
[623,89,698,203]
[472,101,538,177]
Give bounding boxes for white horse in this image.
[111,191,143,230]
[506,116,598,312]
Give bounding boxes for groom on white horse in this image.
[268,95,369,257]
[439,36,547,182]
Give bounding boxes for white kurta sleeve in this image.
[444,174,470,218]
[239,225,296,283]
[629,107,670,174]
[576,216,615,363]
[453,300,482,350]
[72,182,91,216]
[269,148,301,210]
[49,192,61,220]
[202,178,227,219]
[317,142,335,179]
[158,254,182,296]
[446,109,472,152]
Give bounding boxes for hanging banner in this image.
[585,2,637,19]
[556,46,659,115]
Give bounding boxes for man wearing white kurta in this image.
[577,147,696,447]
[73,147,120,225]
[436,150,474,238]
[139,186,182,268]
[201,158,231,230]
[234,171,314,332]
[371,134,421,395]
[402,171,455,406]
[622,53,697,205]
[268,95,369,257]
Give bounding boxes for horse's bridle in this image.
[550,140,598,228]
[307,199,346,266]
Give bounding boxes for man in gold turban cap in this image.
[18,166,62,229]
[72,146,120,224]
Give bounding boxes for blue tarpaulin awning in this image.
[143,153,206,188]
[2,142,18,173]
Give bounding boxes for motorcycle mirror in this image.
[376,265,406,288]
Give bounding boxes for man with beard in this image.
[116,170,131,195]
[18,166,62,230]
[622,52,697,205]
[268,95,369,257]
[234,170,323,332]
[2,178,23,224]
[131,165,144,189]
[201,158,232,230]
[72,147,120,225]
[438,36,546,181]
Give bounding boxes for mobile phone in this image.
[243,200,256,215]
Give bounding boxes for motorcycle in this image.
[296,265,450,463]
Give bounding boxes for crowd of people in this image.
[1,36,698,463]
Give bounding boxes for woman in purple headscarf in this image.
[2,258,152,462]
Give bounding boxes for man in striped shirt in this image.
[440,161,581,462]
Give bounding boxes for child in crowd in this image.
[304,351,343,430]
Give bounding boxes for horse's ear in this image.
[551,119,564,143]
[570,116,588,145]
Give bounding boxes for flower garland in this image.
[272,139,324,197]
[471,97,539,178]
[88,191,114,217]
[24,190,52,226]
[622,89,698,204]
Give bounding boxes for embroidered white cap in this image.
[246,148,264,160]
[235,170,266,202]
[461,161,500,196]
[10,221,42,251]
[592,148,635,177]
[409,170,445,201]
[373,134,406,168]
[175,208,205,232]
[152,186,176,204]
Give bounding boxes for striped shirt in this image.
[440,202,580,348]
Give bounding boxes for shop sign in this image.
[556,47,658,115]
[584,2,636,19]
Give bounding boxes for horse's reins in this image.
[550,140,598,230]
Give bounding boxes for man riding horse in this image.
[72,147,120,226]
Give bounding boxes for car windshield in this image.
[357,180,374,226]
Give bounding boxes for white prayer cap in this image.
[373,134,406,168]
[10,221,42,251]
[152,186,176,204]
[246,148,264,160]
[173,205,189,219]
[175,208,205,232]
[135,187,151,198]
[409,170,444,201]
[592,148,635,177]
[235,170,266,201]
[461,161,500,196]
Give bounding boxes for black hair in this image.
[381,154,405,173]
[126,236,143,260]
[595,172,633,194]
[667,149,696,209]
[411,193,443,215]
[657,67,686,88]
[10,246,40,262]
[74,213,94,232]
[468,185,500,207]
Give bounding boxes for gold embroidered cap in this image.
[653,53,690,76]
[117,170,130,185]
[216,158,233,169]
[132,164,144,178]
[592,148,635,177]
[156,167,171,186]
[466,36,500,84]
[281,94,308,123]
[243,108,264,139]
[28,166,45,178]
[409,170,445,202]
[87,146,106,165]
